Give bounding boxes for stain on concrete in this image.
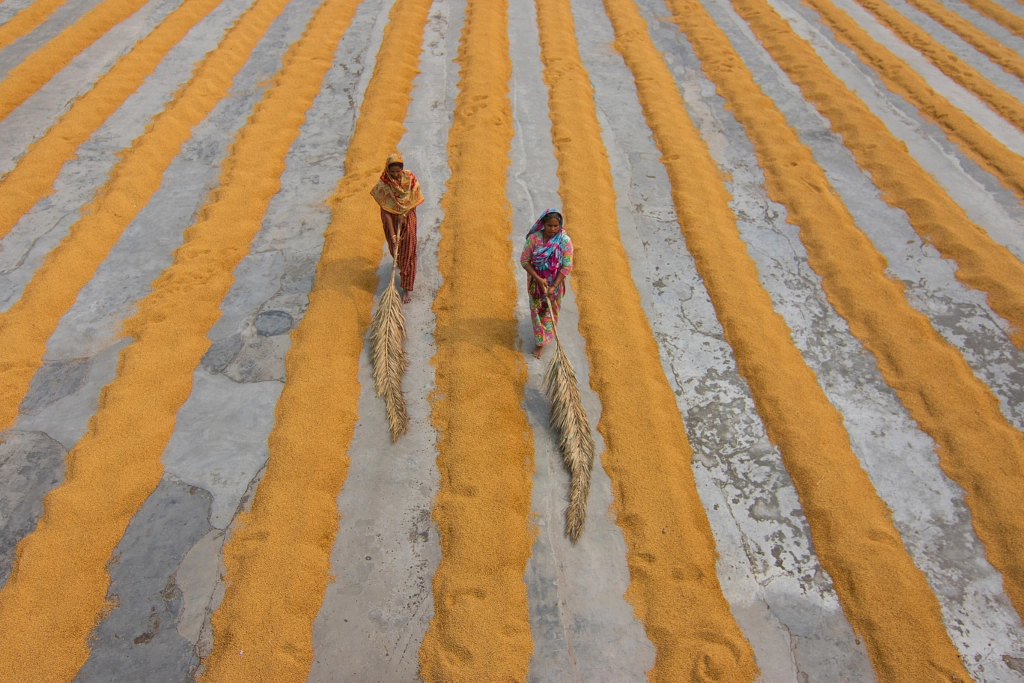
[19,358,93,415]
[174,527,227,666]
[201,284,312,385]
[222,334,289,383]
[253,309,292,336]
[73,477,213,683]
[0,430,67,586]
[200,334,244,374]
[17,340,129,451]
[1003,654,1024,675]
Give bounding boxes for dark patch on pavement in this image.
[0,430,67,586]
[201,334,244,374]
[20,358,93,415]
[74,477,213,683]
[254,309,293,336]
[1004,654,1024,674]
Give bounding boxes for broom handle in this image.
[543,293,563,348]
[390,213,404,286]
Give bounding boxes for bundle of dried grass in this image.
[542,295,596,543]
[370,219,409,440]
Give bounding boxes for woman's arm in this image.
[386,212,408,243]
[519,235,534,269]
[550,236,572,292]
[560,237,574,275]
[382,211,397,244]
[523,263,551,294]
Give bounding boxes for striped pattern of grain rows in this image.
[0,0,1022,678]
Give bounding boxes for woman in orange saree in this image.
[370,152,424,303]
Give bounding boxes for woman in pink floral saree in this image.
[520,209,574,359]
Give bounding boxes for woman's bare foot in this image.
[531,345,543,359]
[402,290,412,304]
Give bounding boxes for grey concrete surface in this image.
[307,0,444,678]
[879,0,1024,106]
[1,0,304,558]
[73,477,215,682]
[0,0,43,28]
[163,0,388,533]
[0,430,66,586]
[0,0,182,169]
[69,0,389,674]
[509,1,656,681]
[0,0,259,313]
[737,0,1024,438]
[761,0,1024,442]
[769,0,1024,266]
[17,339,130,449]
[984,0,1024,19]
[827,0,1024,155]
[0,0,346,675]
[639,0,1024,678]
[765,0,1024,427]
[931,0,1024,58]
[0,0,112,79]
[572,0,877,679]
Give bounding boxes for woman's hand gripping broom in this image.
[542,293,596,543]
[370,215,409,440]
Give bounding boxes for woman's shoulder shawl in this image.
[370,170,424,214]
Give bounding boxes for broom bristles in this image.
[369,264,409,441]
[543,338,596,543]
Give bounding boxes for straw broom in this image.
[542,294,596,543]
[369,215,409,440]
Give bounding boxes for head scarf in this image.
[528,208,564,236]
[527,208,569,277]
[370,153,425,214]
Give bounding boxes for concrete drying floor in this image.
[1,0,1024,678]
